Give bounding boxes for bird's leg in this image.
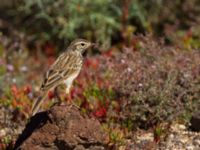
[54,86,62,104]
[65,82,71,100]
[65,85,79,109]
[65,87,70,95]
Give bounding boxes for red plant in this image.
[48,91,55,99]
[43,42,56,56]
[11,85,19,99]
[94,106,107,118]
[23,85,32,94]
[84,57,99,69]
[101,48,113,57]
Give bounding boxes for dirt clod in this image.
[14,104,108,150]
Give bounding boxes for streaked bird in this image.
[31,39,96,116]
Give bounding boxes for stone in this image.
[190,110,200,132]
[14,104,108,150]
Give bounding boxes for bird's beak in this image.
[90,43,98,48]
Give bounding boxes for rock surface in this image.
[121,123,200,150]
[159,123,200,150]
[14,104,108,150]
[190,110,200,132]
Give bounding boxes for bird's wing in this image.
[40,52,82,91]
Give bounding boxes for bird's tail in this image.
[31,91,48,116]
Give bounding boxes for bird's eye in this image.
[81,43,85,46]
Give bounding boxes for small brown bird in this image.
[31,39,96,116]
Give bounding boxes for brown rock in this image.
[190,110,200,132]
[14,104,108,150]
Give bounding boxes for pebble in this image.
[126,123,200,150]
[0,128,6,137]
[163,123,200,149]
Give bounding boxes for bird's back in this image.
[40,51,83,92]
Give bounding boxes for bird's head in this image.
[68,39,97,54]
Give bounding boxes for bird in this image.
[31,39,96,116]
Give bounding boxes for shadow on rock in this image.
[13,112,49,150]
[13,104,108,150]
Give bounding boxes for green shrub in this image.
[16,0,175,48]
[19,0,122,48]
[1,0,200,50]
[109,35,200,129]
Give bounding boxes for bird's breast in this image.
[64,70,80,87]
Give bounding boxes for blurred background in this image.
[0,0,200,149]
[1,0,200,49]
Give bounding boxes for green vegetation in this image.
[0,0,200,149]
[1,0,199,50]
